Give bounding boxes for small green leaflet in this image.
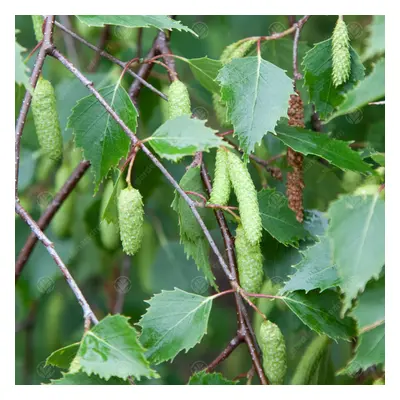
[188,371,237,385]
[281,236,340,294]
[15,39,31,92]
[274,123,372,174]
[68,84,137,192]
[302,39,365,120]
[46,343,80,369]
[71,314,158,381]
[327,194,385,314]
[338,323,385,376]
[217,55,294,158]
[51,372,129,385]
[76,15,196,35]
[370,152,385,167]
[257,189,308,246]
[138,288,213,364]
[282,290,356,340]
[149,115,223,162]
[350,276,384,332]
[327,59,385,122]
[185,57,222,94]
[101,169,123,224]
[362,16,385,61]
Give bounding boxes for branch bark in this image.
[15,160,91,280]
[206,335,242,372]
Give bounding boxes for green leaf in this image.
[185,57,222,94]
[339,323,384,376]
[217,55,293,158]
[302,39,365,120]
[102,169,123,224]
[362,16,385,61]
[350,277,384,331]
[282,290,356,340]
[328,59,385,121]
[274,123,372,173]
[76,15,196,35]
[15,39,31,92]
[370,152,385,167]
[281,236,340,294]
[171,166,217,288]
[327,194,385,313]
[72,314,158,381]
[68,84,137,191]
[51,372,129,385]
[257,189,308,246]
[46,343,80,369]
[149,115,223,162]
[138,288,213,364]
[188,371,237,385]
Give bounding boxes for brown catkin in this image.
[286,91,305,223]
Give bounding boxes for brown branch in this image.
[53,20,167,101]
[15,16,55,199]
[15,202,98,325]
[292,16,310,85]
[50,47,235,283]
[200,164,268,385]
[206,335,242,372]
[15,160,91,280]
[88,25,110,72]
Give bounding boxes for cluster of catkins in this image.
[286,92,305,223]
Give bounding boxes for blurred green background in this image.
[15,15,384,385]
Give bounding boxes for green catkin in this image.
[260,320,287,385]
[52,164,75,238]
[291,335,331,385]
[100,180,120,251]
[227,151,262,245]
[332,18,351,87]
[31,15,43,42]
[167,80,191,120]
[118,186,144,256]
[235,224,263,295]
[31,77,63,161]
[253,280,279,342]
[209,149,231,206]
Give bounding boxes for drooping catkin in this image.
[100,180,120,251]
[52,163,75,238]
[209,148,231,206]
[260,320,287,385]
[118,185,144,256]
[235,224,263,295]
[286,92,305,223]
[31,15,43,42]
[227,151,262,245]
[291,335,331,385]
[167,80,191,120]
[31,77,63,161]
[331,18,351,87]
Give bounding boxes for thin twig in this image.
[15,203,98,325]
[15,161,91,280]
[88,25,110,72]
[206,335,243,372]
[292,16,310,85]
[53,20,167,101]
[50,48,235,283]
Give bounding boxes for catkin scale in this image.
[31,15,43,42]
[209,149,231,206]
[227,151,262,245]
[167,80,191,120]
[52,164,75,238]
[118,186,144,256]
[291,335,330,385]
[260,320,287,385]
[31,78,63,161]
[235,224,263,295]
[100,180,120,251]
[332,18,351,87]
